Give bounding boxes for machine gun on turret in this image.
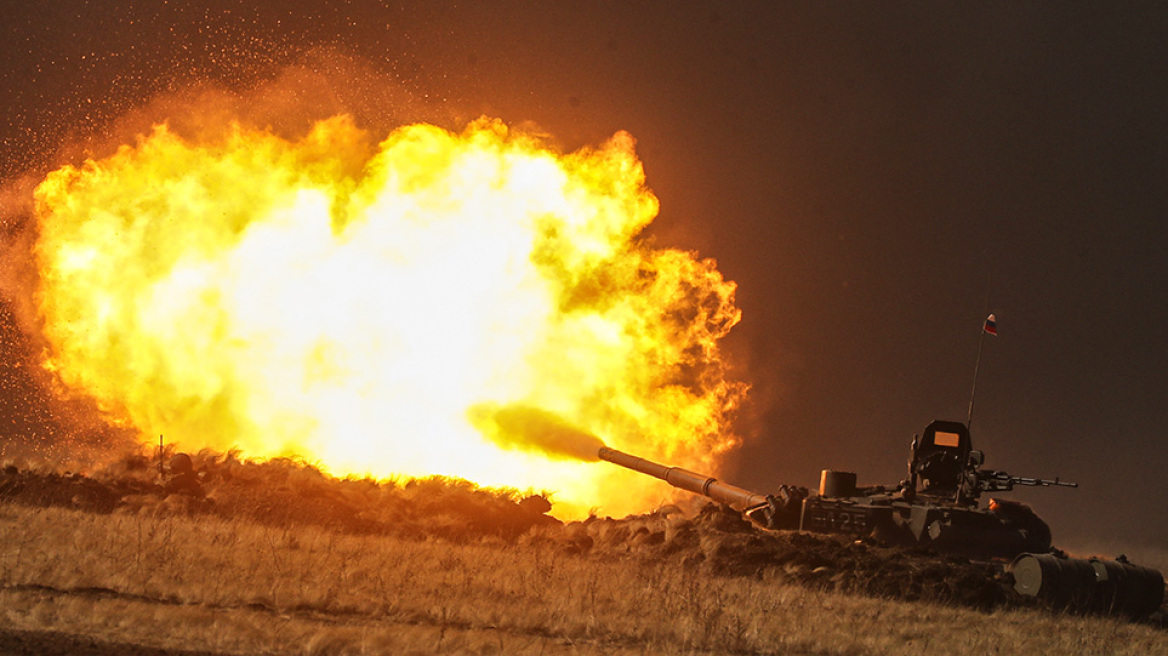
[973,469,1078,493]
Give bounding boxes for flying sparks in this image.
[30,115,745,517]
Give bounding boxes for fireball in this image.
[31,115,745,517]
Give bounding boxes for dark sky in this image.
[2,2,1166,550]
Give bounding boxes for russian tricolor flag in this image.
[983,314,998,336]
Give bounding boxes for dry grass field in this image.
[0,456,1164,655]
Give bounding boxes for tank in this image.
[600,420,1068,558]
[597,419,1165,618]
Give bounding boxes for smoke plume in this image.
[468,403,605,462]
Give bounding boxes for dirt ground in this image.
[0,628,223,656]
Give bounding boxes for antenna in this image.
[967,313,997,429]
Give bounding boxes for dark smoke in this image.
[468,403,606,462]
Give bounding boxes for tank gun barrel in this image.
[597,446,767,510]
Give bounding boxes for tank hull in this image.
[796,495,1051,559]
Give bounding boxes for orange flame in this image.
[31,116,746,517]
